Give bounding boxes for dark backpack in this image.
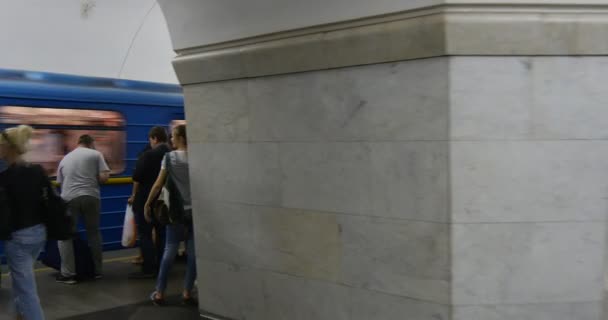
[41,235,95,280]
[165,152,191,224]
[0,164,71,240]
[0,185,13,240]
[40,171,72,240]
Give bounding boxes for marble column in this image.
[449,56,608,320]
[159,1,608,319]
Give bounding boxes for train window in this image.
[0,106,125,176]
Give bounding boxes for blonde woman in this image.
[0,125,47,320]
[144,124,196,306]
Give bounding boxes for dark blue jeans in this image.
[5,224,46,320]
[134,210,166,274]
[156,223,196,294]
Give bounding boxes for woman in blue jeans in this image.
[144,124,196,306]
[0,125,47,320]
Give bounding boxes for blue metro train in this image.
[0,69,184,252]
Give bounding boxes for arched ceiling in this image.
[0,0,177,83]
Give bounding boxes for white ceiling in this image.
[0,0,177,83]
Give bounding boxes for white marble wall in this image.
[185,56,608,320]
[450,57,608,320]
[186,58,451,319]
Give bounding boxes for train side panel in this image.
[0,82,184,252]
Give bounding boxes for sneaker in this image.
[131,256,144,265]
[94,274,103,280]
[56,274,77,285]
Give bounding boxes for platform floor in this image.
[0,249,201,320]
[0,249,605,319]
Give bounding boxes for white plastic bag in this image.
[121,205,137,247]
[160,186,170,208]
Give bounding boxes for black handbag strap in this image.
[164,152,174,187]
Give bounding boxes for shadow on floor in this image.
[58,295,200,320]
[0,249,201,320]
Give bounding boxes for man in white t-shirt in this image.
[56,134,110,284]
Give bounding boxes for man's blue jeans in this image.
[156,223,196,294]
[5,224,46,320]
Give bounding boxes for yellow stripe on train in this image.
[51,177,133,186]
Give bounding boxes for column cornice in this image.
[174,2,608,84]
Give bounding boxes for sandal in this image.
[131,256,143,265]
[150,291,165,306]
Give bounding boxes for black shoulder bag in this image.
[40,170,72,240]
[0,184,13,240]
[0,131,14,239]
[165,152,189,224]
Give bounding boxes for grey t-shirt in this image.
[57,147,110,201]
[162,151,191,210]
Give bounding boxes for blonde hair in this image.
[1,125,33,155]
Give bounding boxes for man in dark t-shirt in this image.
[128,127,171,278]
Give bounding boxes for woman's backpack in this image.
[42,181,72,240]
[152,152,193,225]
[165,153,184,223]
[36,166,72,240]
[0,163,71,240]
[153,153,185,225]
[0,185,13,240]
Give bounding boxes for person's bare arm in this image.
[97,152,111,184]
[98,171,110,183]
[128,181,140,205]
